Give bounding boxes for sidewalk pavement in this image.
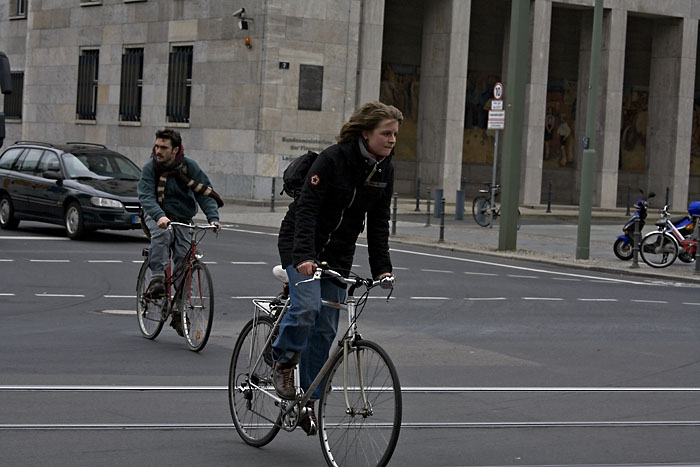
[197,197,700,285]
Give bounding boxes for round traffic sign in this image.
[493,82,503,100]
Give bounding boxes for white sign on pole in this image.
[493,82,504,100]
[491,100,503,110]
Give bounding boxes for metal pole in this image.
[439,197,445,243]
[270,178,276,213]
[425,188,432,227]
[575,0,603,260]
[391,193,398,236]
[631,216,640,268]
[625,184,631,216]
[498,0,530,250]
[491,130,499,224]
[455,190,465,220]
[546,180,552,213]
[415,178,421,212]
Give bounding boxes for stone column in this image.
[596,8,626,208]
[646,18,697,207]
[416,0,471,202]
[521,0,552,206]
[355,0,385,107]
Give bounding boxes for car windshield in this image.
[63,152,141,180]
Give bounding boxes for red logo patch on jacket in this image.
[310,174,320,186]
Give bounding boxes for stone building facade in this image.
[1,0,700,208]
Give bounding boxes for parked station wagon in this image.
[0,141,142,239]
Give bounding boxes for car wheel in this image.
[0,194,20,230]
[65,202,86,239]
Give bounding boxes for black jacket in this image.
[278,139,393,279]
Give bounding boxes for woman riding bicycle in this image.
[273,101,402,435]
[137,129,222,335]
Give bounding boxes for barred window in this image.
[166,45,192,124]
[4,71,23,119]
[10,0,26,17]
[119,48,143,122]
[76,49,99,120]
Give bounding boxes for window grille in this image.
[76,50,99,120]
[4,71,23,119]
[166,45,192,123]
[119,48,143,122]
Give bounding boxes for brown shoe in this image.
[273,361,296,399]
[298,400,317,436]
[170,311,184,337]
[146,276,165,298]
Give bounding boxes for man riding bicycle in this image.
[272,101,402,435]
[137,129,222,336]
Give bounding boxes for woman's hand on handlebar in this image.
[296,260,317,277]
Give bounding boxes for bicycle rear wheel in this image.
[229,315,281,447]
[640,231,678,268]
[318,339,402,467]
[472,196,492,227]
[180,261,214,352]
[136,260,165,339]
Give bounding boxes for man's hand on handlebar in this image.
[157,215,170,230]
[210,221,221,233]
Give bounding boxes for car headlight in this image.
[90,197,124,209]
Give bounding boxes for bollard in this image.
[391,192,398,236]
[455,190,465,220]
[439,197,446,243]
[425,188,432,227]
[630,216,640,268]
[271,178,276,213]
[625,184,631,216]
[546,180,552,213]
[414,178,421,212]
[434,188,443,218]
[693,215,700,275]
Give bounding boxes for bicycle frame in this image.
[244,269,390,423]
[659,210,698,257]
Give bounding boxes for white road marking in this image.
[523,297,564,301]
[507,274,538,279]
[552,277,580,281]
[631,299,668,304]
[393,266,409,270]
[465,297,506,301]
[420,269,453,273]
[388,247,651,285]
[104,295,135,299]
[0,293,15,296]
[0,259,14,262]
[578,298,618,302]
[101,310,135,315]
[88,260,123,263]
[30,259,70,263]
[682,302,700,306]
[410,296,449,300]
[231,261,268,265]
[224,227,278,237]
[0,236,69,240]
[463,271,497,276]
[35,293,85,298]
[232,296,275,299]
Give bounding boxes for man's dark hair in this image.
[155,129,182,150]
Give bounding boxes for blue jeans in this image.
[272,265,346,399]
[144,214,189,282]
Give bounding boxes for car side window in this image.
[0,148,24,170]
[37,152,60,173]
[18,149,44,173]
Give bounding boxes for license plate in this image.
[131,215,139,225]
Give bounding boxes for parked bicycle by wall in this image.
[639,203,699,268]
[471,182,521,229]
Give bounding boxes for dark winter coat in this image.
[278,139,394,279]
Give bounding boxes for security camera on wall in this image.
[233,8,245,18]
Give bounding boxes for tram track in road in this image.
[3,385,700,431]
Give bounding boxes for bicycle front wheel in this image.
[229,316,281,447]
[318,339,402,467]
[640,231,678,268]
[180,261,214,352]
[136,260,165,339]
[472,196,492,227]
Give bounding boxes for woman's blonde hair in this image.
[336,101,403,143]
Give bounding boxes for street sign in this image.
[491,100,503,110]
[487,109,505,130]
[487,120,505,130]
[493,82,503,100]
[488,110,505,120]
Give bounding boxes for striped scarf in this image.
[153,148,224,208]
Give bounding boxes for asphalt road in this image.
[2,221,700,466]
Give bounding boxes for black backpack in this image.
[281,150,318,198]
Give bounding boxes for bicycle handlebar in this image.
[295,263,395,291]
[167,221,220,231]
